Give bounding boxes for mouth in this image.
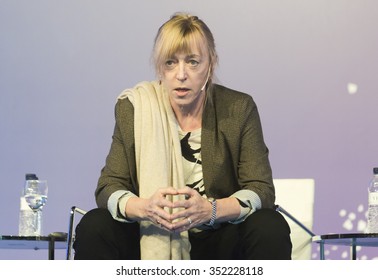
[174,87,190,96]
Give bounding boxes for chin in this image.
[172,99,191,107]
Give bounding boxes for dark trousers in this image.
[73,207,292,260]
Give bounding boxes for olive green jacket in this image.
[95,84,275,209]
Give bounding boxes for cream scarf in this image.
[118,80,191,260]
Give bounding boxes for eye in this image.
[164,59,176,68]
[188,59,199,67]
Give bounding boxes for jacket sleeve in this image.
[202,87,275,209]
[236,95,275,208]
[95,98,138,209]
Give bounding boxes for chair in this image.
[66,206,87,260]
[274,178,315,260]
[66,179,315,260]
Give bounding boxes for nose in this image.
[176,62,187,81]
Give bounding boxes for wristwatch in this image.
[206,198,217,226]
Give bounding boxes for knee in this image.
[243,208,291,237]
[240,208,292,260]
[76,208,113,234]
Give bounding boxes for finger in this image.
[170,205,191,220]
[159,187,179,196]
[175,186,195,196]
[158,217,175,232]
[151,195,175,209]
[172,198,191,209]
[172,215,192,226]
[155,210,173,223]
[172,193,196,206]
[152,211,168,227]
[157,199,175,209]
[172,219,192,233]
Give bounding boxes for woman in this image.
[73,13,292,260]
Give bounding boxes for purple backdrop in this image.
[1,0,377,259]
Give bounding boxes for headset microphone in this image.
[200,68,211,91]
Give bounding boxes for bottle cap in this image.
[25,173,38,180]
[374,168,378,175]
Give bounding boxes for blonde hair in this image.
[152,13,218,92]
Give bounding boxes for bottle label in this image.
[369,192,378,205]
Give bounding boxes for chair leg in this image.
[275,204,315,237]
[66,206,87,260]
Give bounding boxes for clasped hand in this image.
[143,186,212,233]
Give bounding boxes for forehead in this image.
[172,42,207,58]
[165,33,209,59]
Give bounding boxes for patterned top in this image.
[179,128,205,197]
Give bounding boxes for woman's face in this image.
[161,40,210,111]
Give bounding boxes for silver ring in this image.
[187,217,192,225]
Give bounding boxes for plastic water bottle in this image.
[367,167,378,233]
[18,173,43,236]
